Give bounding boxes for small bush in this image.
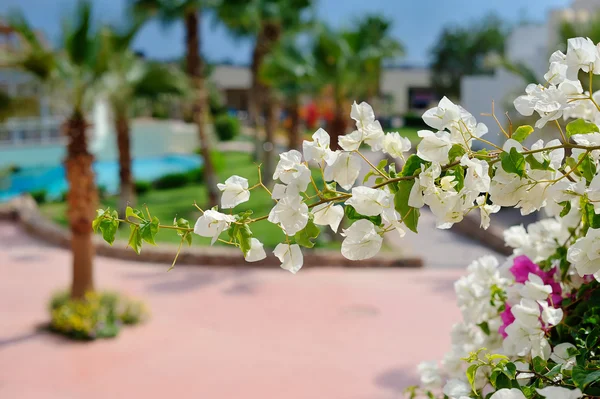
[184,167,204,184]
[49,291,148,340]
[135,180,152,195]
[30,189,47,204]
[403,112,428,128]
[214,113,240,141]
[153,172,190,190]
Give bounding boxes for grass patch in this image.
[39,151,340,249]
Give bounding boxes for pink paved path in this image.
[0,221,465,399]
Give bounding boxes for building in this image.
[210,64,434,117]
[461,0,600,145]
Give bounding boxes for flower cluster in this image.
[94,36,600,397]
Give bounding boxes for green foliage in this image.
[394,180,420,233]
[525,154,552,171]
[500,147,526,177]
[401,154,426,177]
[92,208,120,245]
[49,290,148,340]
[566,119,600,137]
[294,219,320,248]
[448,144,466,162]
[214,113,240,141]
[344,205,382,226]
[134,180,152,195]
[30,189,47,204]
[578,153,596,183]
[153,171,193,190]
[512,125,534,142]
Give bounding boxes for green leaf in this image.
[573,366,600,389]
[473,148,489,160]
[377,158,388,171]
[174,218,190,237]
[525,154,552,171]
[128,225,142,255]
[394,180,420,233]
[323,181,339,199]
[566,118,599,137]
[448,144,466,162]
[92,208,106,233]
[363,169,376,184]
[344,205,382,226]
[532,357,547,374]
[587,327,600,349]
[126,206,144,221]
[477,321,490,335]
[566,157,583,177]
[559,200,572,218]
[512,125,534,142]
[578,153,596,183]
[235,224,252,256]
[466,364,479,394]
[400,154,426,177]
[98,217,119,245]
[500,147,526,177]
[139,217,160,246]
[447,166,465,192]
[294,220,321,248]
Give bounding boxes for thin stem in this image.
[355,150,387,178]
[555,120,567,143]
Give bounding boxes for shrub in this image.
[184,167,204,184]
[30,189,47,204]
[49,291,148,340]
[402,111,428,128]
[214,113,240,141]
[135,180,152,195]
[152,172,190,190]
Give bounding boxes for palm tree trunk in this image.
[288,99,301,150]
[115,111,135,216]
[185,8,218,207]
[250,22,281,162]
[328,96,347,151]
[64,110,97,299]
[263,93,280,182]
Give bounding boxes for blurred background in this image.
[0,0,596,398]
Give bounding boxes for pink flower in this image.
[510,255,543,283]
[498,304,515,338]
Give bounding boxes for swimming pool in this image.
[0,153,203,202]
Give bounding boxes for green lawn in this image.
[39,151,340,250]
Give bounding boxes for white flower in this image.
[462,155,491,192]
[443,379,471,399]
[565,37,600,79]
[476,195,500,230]
[536,387,583,399]
[489,389,526,399]
[408,177,425,208]
[273,243,303,274]
[303,128,336,164]
[417,130,452,163]
[341,219,383,260]
[271,183,300,200]
[520,273,552,301]
[193,210,236,244]
[217,175,250,209]
[514,84,574,128]
[540,302,563,326]
[244,238,266,262]
[417,361,442,389]
[382,131,411,159]
[567,228,600,276]
[273,150,311,191]
[324,151,361,190]
[511,298,542,328]
[345,186,393,217]
[351,101,384,150]
[550,342,577,369]
[422,96,461,131]
[350,101,375,126]
[312,203,344,232]
[338,130,363,151]
[268,195,309,236]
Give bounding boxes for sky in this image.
[0,0,571,67]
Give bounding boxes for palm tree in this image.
[215,0,313,170]
[260,37,316,150]
[5,1,109,298]
[100,25,189,215]
[131,0,219,206]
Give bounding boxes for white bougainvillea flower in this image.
[312,202,344,232]
[303,128,336,164]
[462,155,491,193]
[193,210,236,245]
[217,175,250,209]
[268,194,309,236]
[244,238,266,262]
[539,301,563,326]
[544,60,568,85]
[536,386,583,399]
[417,130,452,163]
[567,228,600,276]
[565,37,600,78]
[408,177,425,208]
[341,219,383,260]
[273,243,303,274]
[382,132,411,159]
[511,298,542,328]
[347,101,385,150]
[346,186,393,217]
[271,183,300,201]
[324,151,361,190]
[417,361,442,389]
[360,120,385,150]
[489,389,527,399]
[350,101,375,126]
[442,379,471,399]
[550,342,577,369]
[339,130,363,151]
[476,195,500,230]
[520,273,553,301]
[422,96,461,131]
[273,149,311,191]
[514,84,574,128]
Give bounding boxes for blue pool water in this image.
[0,154,203,202]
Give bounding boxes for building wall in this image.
[380,68,431,115]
